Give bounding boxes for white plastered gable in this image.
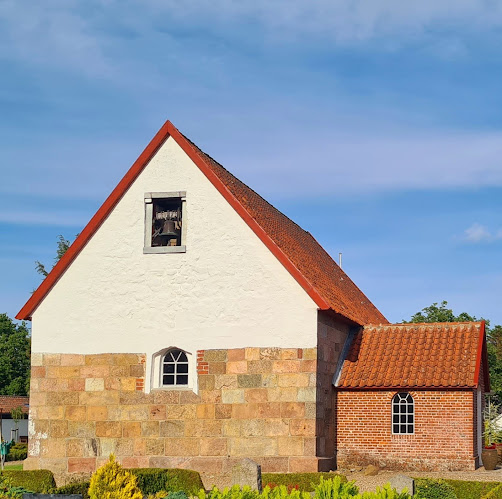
[31,137,318,391]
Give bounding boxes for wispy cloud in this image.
[464,223,502,243]
[0,211,88,228]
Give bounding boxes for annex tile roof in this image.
[336,321,489,389]
[0,395,29,415]
[17,121,387,325]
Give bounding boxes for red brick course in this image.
[336,389,479,471]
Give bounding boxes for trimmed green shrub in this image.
[128,468,204,496]
[0,469,55,493]
[0,472,32,499]
[483,483,502,499]
[56,480,91,498]
[444,479,500,499]
[6,443,27,462]
[415,479,457,499]
[262,473,347,492]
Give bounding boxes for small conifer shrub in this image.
[88,454,143,499]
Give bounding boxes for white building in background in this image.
[0,396,28,443]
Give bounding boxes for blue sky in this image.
[1,0,502,325]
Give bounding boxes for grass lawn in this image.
[4,463,23,470]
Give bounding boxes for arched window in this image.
[162,349,189,387]
[392,392,414,434]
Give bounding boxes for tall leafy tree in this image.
[406,301,502,404]
[35,234,72,277]
[0,314,30,395]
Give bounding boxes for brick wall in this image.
[336,389,477,471]
[26,347,331,475]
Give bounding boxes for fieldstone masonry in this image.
[25,346,339,476]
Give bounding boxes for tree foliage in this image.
[0,314,31,395]
[35,234,72,277]
[406,301,502,404]
[405,300,478,324]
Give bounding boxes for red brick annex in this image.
[16,121,489,476]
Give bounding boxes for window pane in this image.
[393,415,399,423]
[177,363,188,373]
[178,352,188,362]
[393,424,399,433]
[163,363,175,374]
[408,425,414,433]
[407,404,413,413]
[163,375,174,385]
[407,415,414,424]
[400,415,407,423]
[176,375,188,385]
[400,425,406,433]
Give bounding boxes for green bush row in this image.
[0,469,55,494]
[56,467,204,498]
[6,443,28,462]
[414,478,502,499]
[200,477,410,499]
[482,483,502,499]
[262,473,346,492]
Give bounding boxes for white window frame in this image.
[150,347,195,392]
[144,191,187,254]
[392,392,415,435]
[161,348,189,387]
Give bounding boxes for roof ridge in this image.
[17,120,387,326]
[365,321,482,327]
[180,132,313,237]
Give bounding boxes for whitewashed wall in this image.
[1,418,28,442]
[31,137,318,386]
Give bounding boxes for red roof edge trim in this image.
[166,122,331,311]
[16,121,172,320]
[475,320,490,392]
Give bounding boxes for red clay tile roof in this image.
[0,396,29,415]
[336,322,489,389]
[17,121,386,325]
[182,134,387,326]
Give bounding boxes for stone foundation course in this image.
[26,347,329,475]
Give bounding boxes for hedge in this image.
[129,468,204,496]
[6,443,27,462]
[414,478,502,499]
[0,469,55,493]
[483,483,502,499]
[55,468,203,498]
[56,480,91,498]
[262,473,346,492]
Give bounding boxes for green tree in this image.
[35,234,72,277]
[406,301,502,404]
[405,300,478,323]
[0,314,31,396]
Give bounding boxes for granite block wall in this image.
[25,347,333,475]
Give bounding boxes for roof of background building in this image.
[0,395,29,415]
[17,121,386,326]
[336,321,489,389]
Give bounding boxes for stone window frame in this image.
[144,191,187,254]
[150,347,196,392]
[392,392,415,435]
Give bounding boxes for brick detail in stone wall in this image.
[26,348,323,475]
[197,350,209,375]
[336,390,477,471]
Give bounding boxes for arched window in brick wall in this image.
[392,392,414,434]
[162,348,189,387]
